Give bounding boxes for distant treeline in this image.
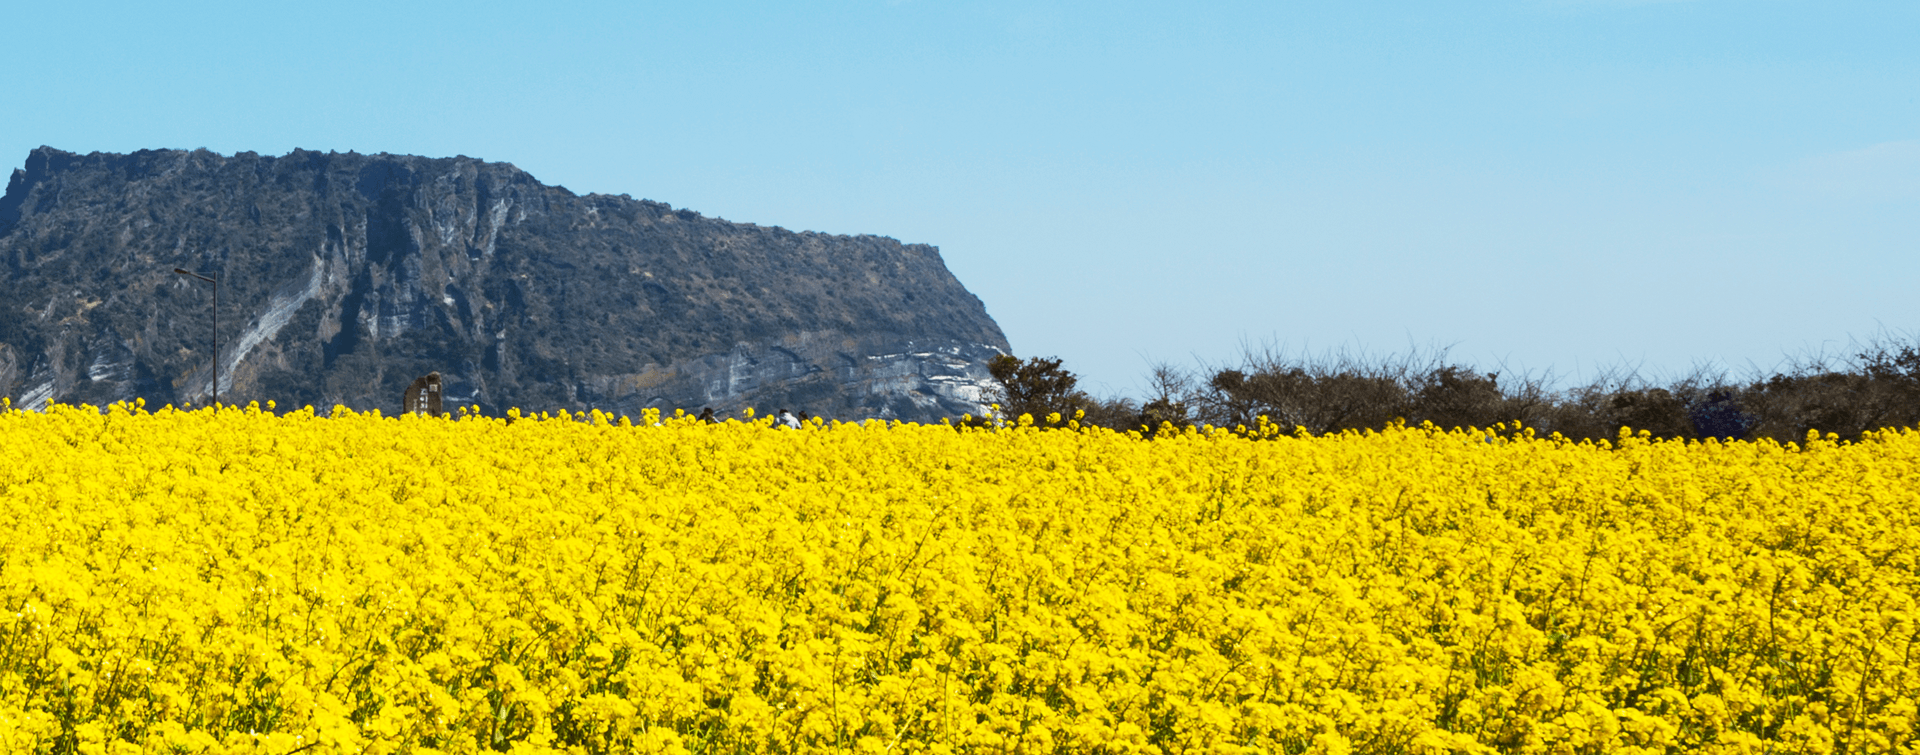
[978,332,1920,443]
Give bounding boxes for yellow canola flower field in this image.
[2,402,1918,755]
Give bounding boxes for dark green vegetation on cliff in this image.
[0,147,1008,420]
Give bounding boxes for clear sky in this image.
[7,0,1915,397]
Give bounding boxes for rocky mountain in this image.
[0,147,1009,421]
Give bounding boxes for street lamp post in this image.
[173,268,218,410]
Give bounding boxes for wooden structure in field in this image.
[404,372,443,417]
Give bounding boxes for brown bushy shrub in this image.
[986,354,1083,424]
[980,354,1151,432]
[1742,371,1907,443]
[977,356,1191,435]
[973,332,1920,442]
[1193,347,1421,434]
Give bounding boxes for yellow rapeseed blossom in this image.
[1,401,1917,754]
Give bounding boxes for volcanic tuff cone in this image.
[0,147,1009,420]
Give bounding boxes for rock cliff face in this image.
[0,147,1008,420]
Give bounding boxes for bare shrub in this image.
[1188,344,1432,433]
[970,330,1920,442]
[1738,333,1920,442]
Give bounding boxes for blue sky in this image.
[7,1,1916,397]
